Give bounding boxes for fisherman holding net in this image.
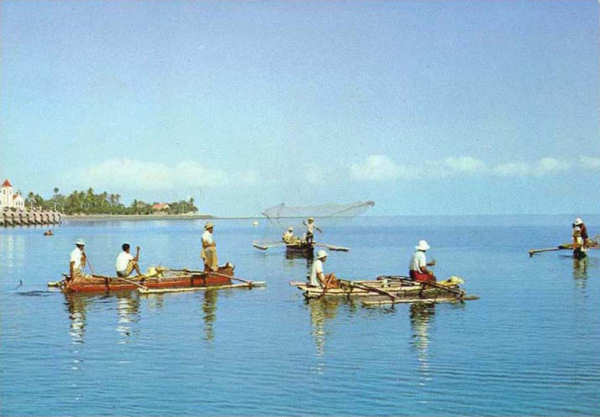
[302,217,322,245]
[201,222,218,271]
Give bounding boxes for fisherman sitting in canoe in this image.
[201,221,218,272]
[308,250,339,289]
[69,239,88,282]
[302,217,322,245]
[409,240,436,283]
[282,227,298,244]
[115,243,142,277]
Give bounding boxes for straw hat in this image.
[75,238,86,246]
[574,218,583,226]
[308,217,314,222]
[415,240,430,251]
[288,227,294,232]
[316,250,328,259]
[204,222,214,230]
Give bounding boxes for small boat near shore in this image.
[48,264,265,294]
[290,275,478,306]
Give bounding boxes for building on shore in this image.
[1,179,25,210]
[1,179,61,227]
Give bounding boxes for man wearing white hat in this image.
[409,240,436,283]
[308,250,338,288]
[302,217,322,245]
[282,227,297,244]
[201,222,218,271]
[69,239,87,281]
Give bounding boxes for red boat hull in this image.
[63,265,234,293]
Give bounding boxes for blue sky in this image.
[1,1,598,216]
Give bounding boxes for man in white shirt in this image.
[308,250,338,288]
[69,239,87,280]
[201,222,218,271]
[409,240,436,283]
[303,217,322,244]
[115,243,141,277]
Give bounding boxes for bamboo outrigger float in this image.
[290,275,479,306]
[48,264,266,294]
[528,238,599,257]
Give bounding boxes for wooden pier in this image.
[0,209,62,227]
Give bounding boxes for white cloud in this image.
[580,156,600,170]
[493,162,530,177]
[493,158,569,177]
[352,155,573,181]
[81,158,241,190]
[350,155,417,180]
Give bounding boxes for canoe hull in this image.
[285,243,314,258]
[60,265,234,293]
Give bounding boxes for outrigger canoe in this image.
[290,275,479,306]
[48,264,265,294]
[528,239,599,257]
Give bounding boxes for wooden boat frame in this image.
[50,264,265,294]
[290,276,478,305]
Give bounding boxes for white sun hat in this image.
[75,238,86,246]
[316,250,328,259]
[288,227,294,231]
[574,218,583,225]
[415,240,430,251]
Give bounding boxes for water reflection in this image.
[0,233,26,270]
[115,292,141,342]
[572,257,588,287]
[410,303,435,385]
[64,292,91,344]
[307,297,342,357]
[64,291,141,344]
[202,290,218,341]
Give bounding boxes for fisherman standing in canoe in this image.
[201,221,218,272]
[572,225,587,260]
[409,240,436,283]
[308,250,339,289]
[69,239,88,281]
[115,243,142,277]
[303,217,322,245]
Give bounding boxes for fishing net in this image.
[262,201,374,222]
[254,201,374,248]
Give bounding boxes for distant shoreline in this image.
[63,214,216,221]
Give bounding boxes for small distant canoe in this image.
[290,276,478,305]
[285,242,314,257]
[49,265,265,294]
[528,240,599,257]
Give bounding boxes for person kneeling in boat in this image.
[201,222,218,272]
[409,240,436,283]
[116,243,142,277]
[308,250,339,289]
[69,239,88,282]
[282,227,296,244]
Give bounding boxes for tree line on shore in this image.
[23,187,198,215]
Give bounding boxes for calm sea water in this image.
[1,215,599,416]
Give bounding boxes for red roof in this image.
[2,179,12,187]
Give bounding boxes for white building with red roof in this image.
[1,179,25,210]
